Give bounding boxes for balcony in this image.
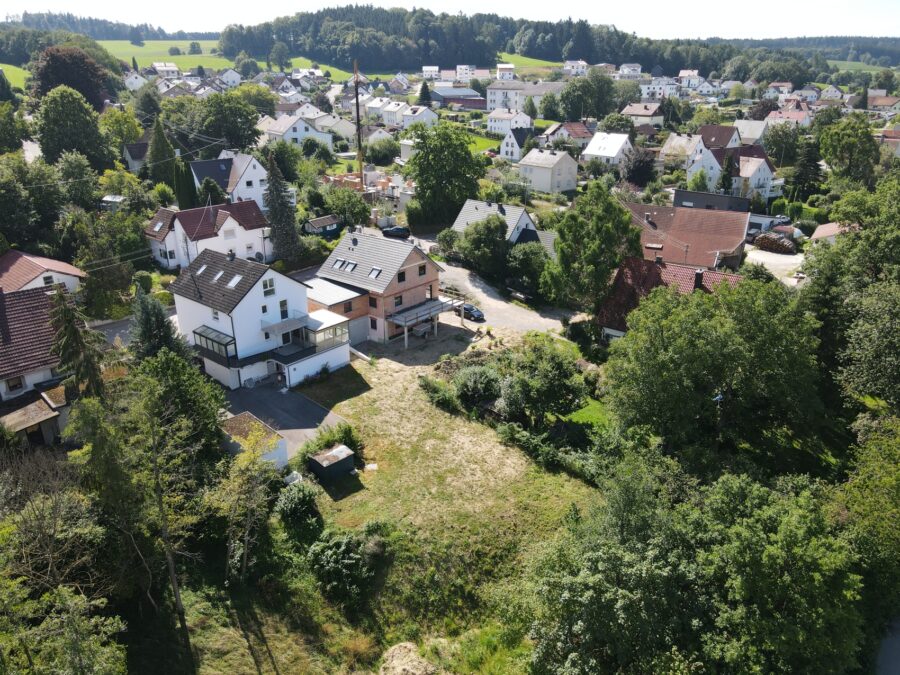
[261,308,306,332]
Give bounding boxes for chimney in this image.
[655,255,663,265]
[694,268,704,290]
[227,249,235,261]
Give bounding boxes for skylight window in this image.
[197,264,208,275]
[153,221,164,232]
[345,261,357,272]
[212,270,224,282]
[227,275,242,288]
[368,267,381,279]
[332,258,345,269]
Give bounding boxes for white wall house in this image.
[401,105,439,128]
[0,250,85,294]
[641,77,680,100]
[151,62,180,79]
[124,71,148,91]
[190,151,273,208]
[145,201,273,270]
[517,149,578,193]
[678,69,702,89]
[500,128,532,162]
[364,97,393,120]
[487,108,532,136]
[451,199,538,244]
[422,66,439,80]
[693,147,782,201]
[563,60,589,76]
[456,65,476,81]
[381,101,410,126]
[218,68,242,88]
[486,81,566,114]
[171,250,350,390]
[581,132,633,165]
[621,102,664,127]
[496,63,515,80]
[615,63,643,81]
[266,113,334,149]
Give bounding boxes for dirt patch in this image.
[379,643,438,675]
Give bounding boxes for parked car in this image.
[773,215,791,224]
[382,226,410,239]
[454,303,484,321]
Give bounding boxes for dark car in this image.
[454,303,484,321]
[382,226,410,239]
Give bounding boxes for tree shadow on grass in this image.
[122,596,197,675]
[228,590,282,675]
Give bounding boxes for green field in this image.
[499,52,562,68]
[98,40,354,81]
[0,63,29,89]
[827,59,886,73]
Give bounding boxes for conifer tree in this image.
[173,157,197,208]
[129,287,191,362]
[264,152,301,262]
[417,81,431,106]
[50,291,105,398]
[146,118,175,189]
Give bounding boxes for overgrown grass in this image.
[0,63,29,89]
[567,398,611,429]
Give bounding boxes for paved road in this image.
[95,307,177,346]
[226,384,345,458]
[745,246,806,287]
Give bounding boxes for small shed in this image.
[308,444,355,480]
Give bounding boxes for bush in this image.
[786,201,804,221]
[418,375,461,413]
[364,138,400,165]
[132,270,152,294]
[293,422,363,470]
[151,290,173,306]
[168,46,181,56]
[307,531,375,609]
[436,228,459,255]
[453,366,501,410]
[275,482,322,536]
[769,197,787,216]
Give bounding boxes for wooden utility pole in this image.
[354,60,364,190]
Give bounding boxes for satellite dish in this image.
[254,252,264,262]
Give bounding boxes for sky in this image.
[4,0,900,40]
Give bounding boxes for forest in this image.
[11,12,217,41]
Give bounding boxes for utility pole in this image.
[354,60,364,190]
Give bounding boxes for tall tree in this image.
[200,92,260,154]
[264,152,301,262]
[196,177,226,205]
[541,181,640,315]
[764,121,799,166]
[134,82,161,125]
[539,92,560,120]
[600,112,636,140]
[32,46,108,110]
[0,101,29,154]
[35,85,109,170]
[50,291,105,399]
[523,95,537,119]
[457,214,509,280]
[717,152,735,193]
[146,118,175,189]
[173,158,197,209]
[268,42,290,72]
[129,288,191,362]
[417,81,431,105]
[99,107,142,158]
[791,137,824,201]
[56,151,98,209]
[820,112,879,186]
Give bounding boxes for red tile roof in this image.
[0,287,66,380]
[0,251,85,292]
[596,257,742,332]
[697,124,737,149]
[145,201,269,243]
[562,122,593,139]
[621,102,661,117]
[625,203,749,269]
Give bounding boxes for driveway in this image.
[225,385,345,459]
[744,246,806,287]
[94,307,177,346]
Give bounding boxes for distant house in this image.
[678,69,702,89]
[124,133,150,173]
[422,66,439,80]
[0,287,72,445]
[218,68,242,88]
[810,222,857,245]
[361,125,394,145]
[0,250,85,293]
[620,102,664,127]
[451,199,538,244]
[869,95,900,112]
[673,189,750,212]
[517,149,578,193]
[695,79,718,96]
[641,77,680,101]
[581,132,633,165]
[820,85,844,100]
[401,105,438,128]
[151,62,180,79]
[171,250,350,390]
[144,201,272,270]
[596,257,742,339]
[124,71,148,91]
[697,124,741,150]
[794,86,821,102]
[265,113,334,149]
[705,145,782,200]
[765,109,812,128]
[303,214,342,238]
[733,120,769,145]
[487,108,532,136]
[615,63,643,81]
[496,63,516,80]
[430,87,484,108]
[658,133,708,170]
[380,101,409,126]
[486,81,566,114]
[190,151,273,208]
[563,60,589,77]
[363,96,393,119]
[765,81,793,98]
[500,127,533,162]
[624,203,750,269]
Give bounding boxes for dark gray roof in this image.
[317,232,435,294]
[507,127,532,149]
[169,249,268,314]
[516,228,558,261]
[189,158,233,190]
[432,87,480,98]
[451,199,530,240]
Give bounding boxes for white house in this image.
[361,125,394,146]
[765,81,793,99]
[820,85,844,100]
[496,63,516,80]
[581,132,633,165]
[422,66,439,80]
[486,81,566,114]
[364,97,393,120]
[487,108,532,136]
[266,113,334,149]
[500,128,532,162]
[0,250,85,293]
[190,151,272,208]
[401,105,439,128]
[218,68,242,88]
[381,100,410,126]
[171,250,350,390]
[701,146,782,200]
[641,77,680,101]
[151,62,180,79]
[733,120,769,145]
[678,69,702,89]
[563,60,589,77]
[621,102,664,127]
[517,149,578,193]
[659,133,708,170]
[615,63,643,81]
[124,71,148,91]
[451,199,538,244]
[456,65,476,81]
[765,109,812,128]
[696,79,718,96]
[144,201,273,270]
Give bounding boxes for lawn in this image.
[99,40,354,81]
[567,397,611,429]
[467,132,500,154]
[499,52,562,68]
[827,59,885,73]
[0,63,29,89]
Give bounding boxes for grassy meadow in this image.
[0,63,29,89]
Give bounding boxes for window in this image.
[394,295,403,307]
[223,228,236,240]
[370,318,377,330]
[226,274,242,288]
[197,264,207,275]
[261,304,267,314]
[344,262,357,272]
[369,296,377,308]
[332,258,345,269]
[369,267,381,279]
[264,332,270,340]
[398,271,406,283]
[279,299,288,319]
[5,376,23,392]
[213,271,224,282]
[245,180,253,187]
[343,301,353,313]
[212,309,219,321]
[262,278,275,296]
[418,264,426,276]
[168,250,176,259]
[42,275,54,286]
[282,332,291,345]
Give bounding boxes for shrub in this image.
[436,228,459,255]
[132,270,152,294]
[453,365,501,410]
[275,481,322,536]
[769,197,787,216]
[152,182,175,206]
[294,422,363,470]
[151,290,173,306]
[307,531,375,609]
[158,274,175,289]
[786,201,804,221]
[418,375,461,413]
